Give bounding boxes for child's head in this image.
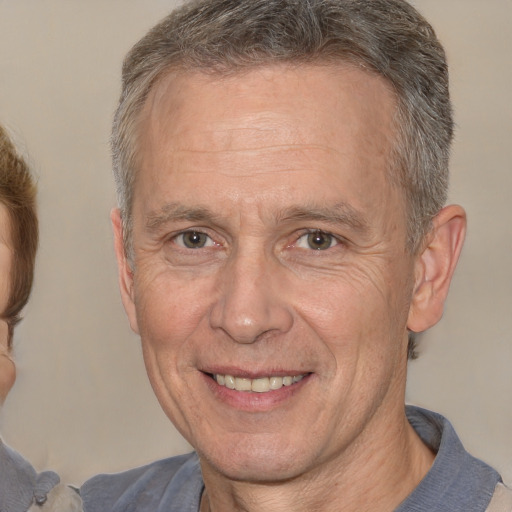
[0,125,38,403]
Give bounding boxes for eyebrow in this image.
[145,201,370,234]
[145,202,222,232]
[276,203,370,233]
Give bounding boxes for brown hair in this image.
[0,125,38,346]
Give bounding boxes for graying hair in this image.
[113,0,453,357]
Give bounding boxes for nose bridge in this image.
[209,242,293,344]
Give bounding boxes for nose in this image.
[209,248,294,344]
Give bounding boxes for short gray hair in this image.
[112,0,453,356]
[113,0,452,250]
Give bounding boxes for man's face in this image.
[120,64,419,481]
[0,203,15,404]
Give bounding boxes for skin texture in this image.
[114,64,466,512]
[0,203,15,404]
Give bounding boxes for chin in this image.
[197,434,317,483]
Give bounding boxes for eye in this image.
[295,230,338,250]
[174,231,214,249]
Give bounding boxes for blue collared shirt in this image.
[0,439,60,512]
[81,406,503,511]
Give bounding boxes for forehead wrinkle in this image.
[164,134,349,167]
[160,144,352,181]
[168,142,340,156]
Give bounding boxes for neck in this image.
[200,407,434,512]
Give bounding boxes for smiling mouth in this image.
[212,373,307,393]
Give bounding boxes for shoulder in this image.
[0,439,62,512]
[401,406,503,512]
[486,482,512,512]
[81,452,202,512]
[30,484,83,512]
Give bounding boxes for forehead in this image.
[134,63,402,224]
[0,203,10,244]
[0,203,12,313]
[142,63,396,150]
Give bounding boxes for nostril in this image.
[208,267,294,344]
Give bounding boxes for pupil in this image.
[308,231,331,250]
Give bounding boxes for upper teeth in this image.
[214,374,305,393]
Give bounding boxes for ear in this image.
[111,208,140,334]
[407,205,466,333]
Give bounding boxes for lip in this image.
[200,369,312,412]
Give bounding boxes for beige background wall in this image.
[0,0,510,486]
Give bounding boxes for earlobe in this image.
[111,208,140,334]
[407,205,466,333]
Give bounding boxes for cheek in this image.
[0,351,15,404]
[0,322,15,403]
[133,268,215,357]
[294,261,412,373]
[132,273,203,421]
[297,271,403,338]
